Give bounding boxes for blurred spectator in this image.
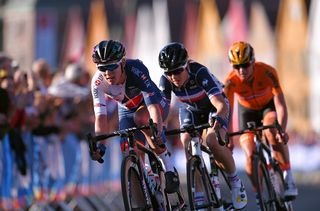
[0,52,13,73]
[0,87,10,138]
[31,59,53,95]
[48,63,89,100]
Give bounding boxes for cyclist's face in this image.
[165,67,189,87]
[233,62,254,82]
[99,60,124,85]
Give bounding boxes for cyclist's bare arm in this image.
[92,114,108,161]
[273,93,289,143]
[209,94,229,129]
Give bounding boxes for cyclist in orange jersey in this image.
[223,41,298,201]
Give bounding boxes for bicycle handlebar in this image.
[164,117,228,146]
[90,124,151,143]
[87,119,159,163]
[227,120,285,143]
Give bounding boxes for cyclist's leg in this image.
[134,104,180,194]
[119,106,146,160]
[178,106,199,158]
[238,102,263,190]
[262,109,297,198]
[207,127,247,209]
[208,106,247,210]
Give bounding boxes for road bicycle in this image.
[227,121,294,211]
[87,119,185,211]
[165,121,233,211]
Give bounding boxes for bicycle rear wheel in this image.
[121,155,153,211]
[254,156,277,211]
[187,156,220,211]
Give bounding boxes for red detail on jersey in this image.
[95,80,101,86]
[124,94,143,109]
[94,103,106,107]
[180,91,207,103]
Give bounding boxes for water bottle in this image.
[210,165,224,211]
[144,165,163,205]
[144,165,157,194]
[210,159,221,200]
[211,175,221,199]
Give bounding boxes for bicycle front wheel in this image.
[254,156,277,211]
[272,165,294,211]
[121,155,153,211]
[187,156,220,211]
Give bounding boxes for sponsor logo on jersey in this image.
[95,79,101,86]
[141,74,147,80]
[145,92,155,97]
[93,88,99,98]
[202,79,209,87]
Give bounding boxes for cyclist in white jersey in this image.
[90,40,179,193]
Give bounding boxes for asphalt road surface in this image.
[32,171,320,211]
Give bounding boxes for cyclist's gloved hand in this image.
[209,114,229,146]
[90,143,106,163]
[209,114,228,130]
[151,122,166,149]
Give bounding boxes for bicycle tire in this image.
[187,156,219,211]
[121,155,153,211]
[272,164,294,211]
[254,155,277,211]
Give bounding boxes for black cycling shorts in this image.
[238,99,275,130]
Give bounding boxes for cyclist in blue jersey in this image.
[158,42,247,209]
[90,40,180,193]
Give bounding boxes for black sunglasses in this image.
[233,62,251,70]
[164,68,185,76]
[98,61,121,72]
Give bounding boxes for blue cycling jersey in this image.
[159,61,226,111]
[91,59,167,115]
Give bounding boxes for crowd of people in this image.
[0,39,305,210]
[0,53,122,210]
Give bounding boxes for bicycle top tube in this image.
[164,123,211,136]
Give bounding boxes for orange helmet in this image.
[228,41,254,65]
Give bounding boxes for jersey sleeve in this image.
[264,67,283,96]
[195,67,223,99]
[223,74,236,111]
[159,75,172,103]
[91,72,108,115]
[131,61,162,106]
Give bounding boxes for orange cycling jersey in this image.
[224,62,283,110]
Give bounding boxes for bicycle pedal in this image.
[223,202,234,210]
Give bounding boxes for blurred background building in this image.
[0,0,318,135]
